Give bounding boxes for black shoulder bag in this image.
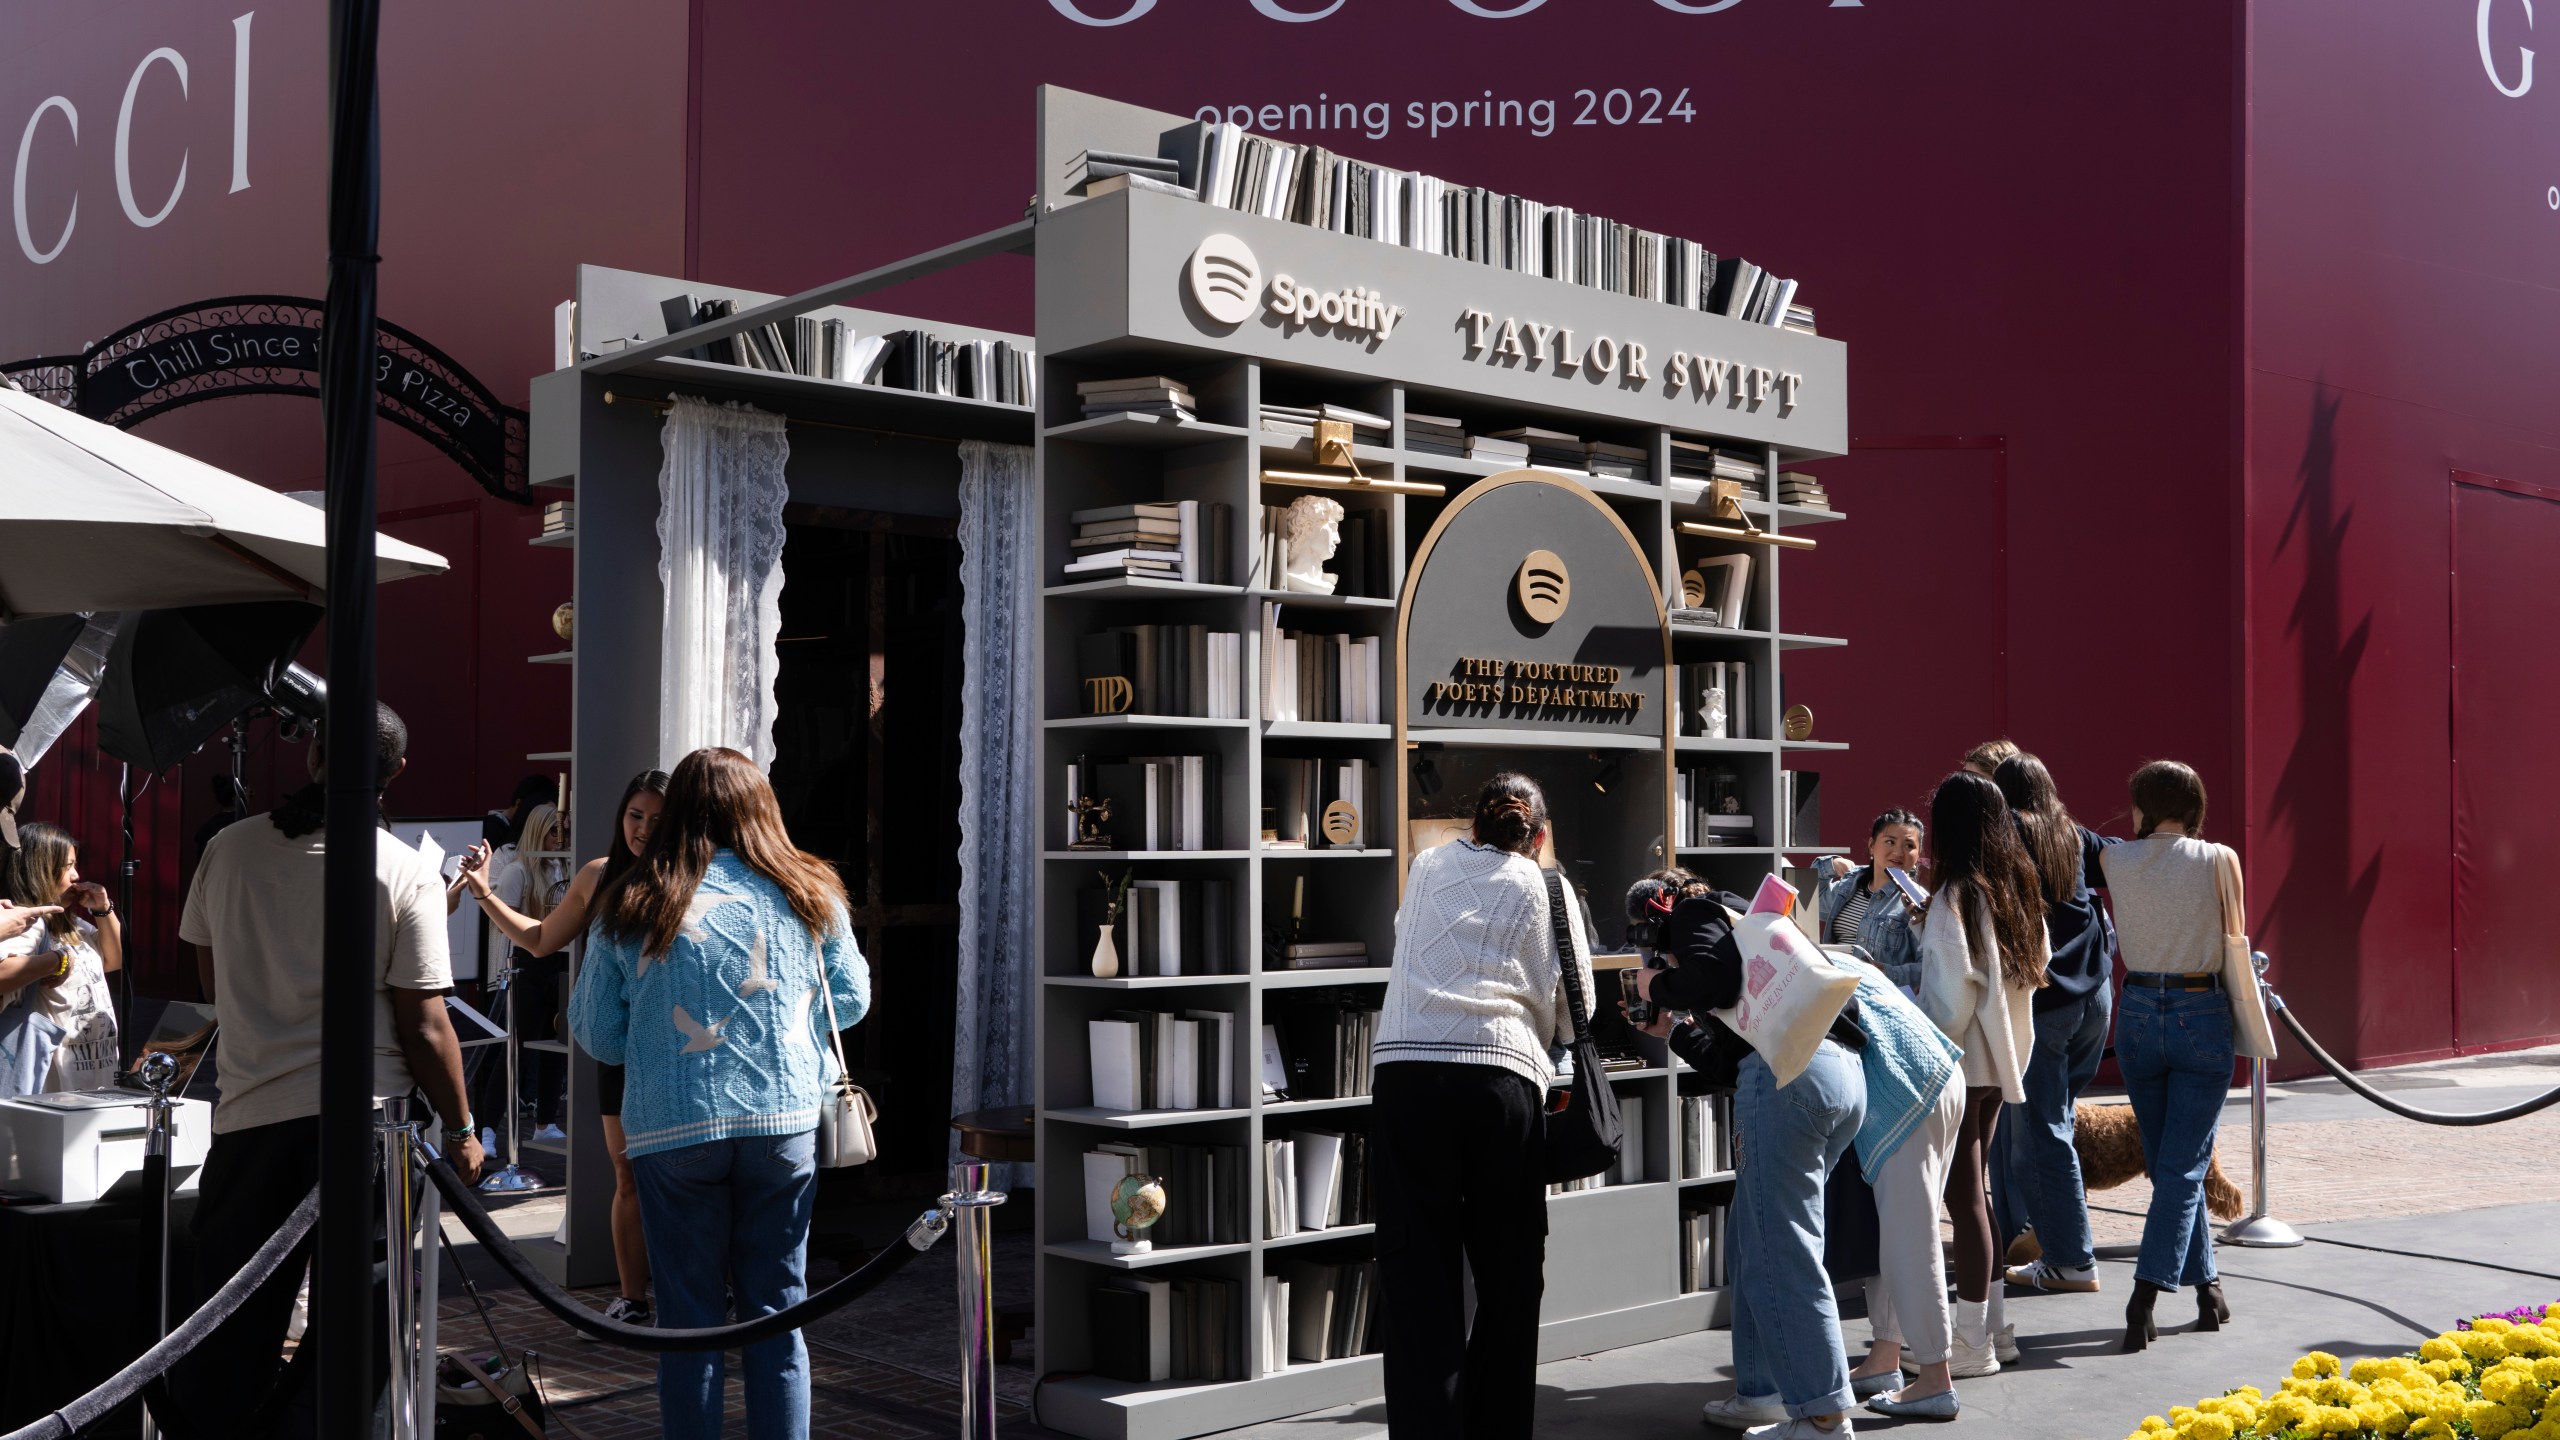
[1541,868,1623,1183]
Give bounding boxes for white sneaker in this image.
[2006,1259,2100,1294]
[1702,1393,1791,1429]
[1994,1324,2020,1364]
[1948,1331,2002,1378]
[1746,1417,1856,1440]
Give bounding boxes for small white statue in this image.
[1281,493,1344,595]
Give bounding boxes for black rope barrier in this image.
[2271,992,2560,1127]
[0,1182,322,1440]
[422,1154,951,1351]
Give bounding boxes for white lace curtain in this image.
[656,395,790,771]
[951,439,1037,1172]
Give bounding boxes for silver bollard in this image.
[418,1156,442,1438]
[2225,951,2304,1248]
[943,1162,1009,1440]
[138,1052,180,1440]
[380,1099,422,1440]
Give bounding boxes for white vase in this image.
[1091,923,1120,979]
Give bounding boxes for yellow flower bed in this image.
[2125,1310,2560,1440]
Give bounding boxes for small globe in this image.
[1109,1173,1165,1235]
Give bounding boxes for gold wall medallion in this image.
[1783,703,1816,741]
[551,601,575,643]
[1515,549,1571,625]
[1084,675,1134,714]
[1321,800,1361,847]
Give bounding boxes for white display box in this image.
[0,1091,212,1203]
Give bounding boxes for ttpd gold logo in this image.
[1516,549,1570,625]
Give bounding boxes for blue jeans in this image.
[1731,1042,1866,1418]
[1993,986,2113,1270]
[632,1130,820,1440]
[2114,987,2230,1291]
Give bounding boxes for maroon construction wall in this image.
[2245,0,2560,1064]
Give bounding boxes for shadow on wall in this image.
[2262,378,2386,1068]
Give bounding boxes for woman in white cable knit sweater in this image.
[1370,772,1593,1440]
[1914,770,2048,1379]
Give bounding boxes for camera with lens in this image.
[1619,876,1686,1025]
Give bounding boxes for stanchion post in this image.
[418,1151,442,1439]
[944,1162,1008,1440]
[137,1052,180,1440]
[380,1097,421,1440]
[2225,951,2304,1248]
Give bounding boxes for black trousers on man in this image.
[163,1114,385,1439]
[1371,1060,1548,1440]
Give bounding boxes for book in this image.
[1084,1147,1140,1243]
[1291,1130,1346,1230]
[1092,1281,1168,1383]
[1088,1018,1142,1112]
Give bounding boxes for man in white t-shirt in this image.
[167,703,484,1437]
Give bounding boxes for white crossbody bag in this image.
[815,973,878,1168]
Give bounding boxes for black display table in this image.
[0,1192,198,1439]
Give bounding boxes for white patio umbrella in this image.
[0,382,448,617]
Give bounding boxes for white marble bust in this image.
[1281,493,1344,595]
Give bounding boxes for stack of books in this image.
[1681,1207,1728,1293]
[1585,440,1650,482]
[1076,623,1245,718]
[1487,426,1585,475]
[1711,447,1766,484]
[1261,757,1374,849]
[1275,940,1369,970]
[1283,1258,1380,1363]
[1259,401,1387,445]
[1669,439,1718,485]
[539,500,574,539]
[1782,302,1818,336]
[1166,121,1807,323]
[1675,767,1759,849]
[1464,433,1530,466]
[1084,1009,1239,1114]
[1068,148,1194,201]
[1078,878,1239,975]
[1261,1128,1374,1240]
[1062,499,1224,584]
[1258,606,1384,723]
[1079,375,1195,423]
[1091,1274,1244,1385]
[1403,412,1468,458]
[1679,1092,1727,1178]
[1064,753,1221,853]
[1778,471,1832,510]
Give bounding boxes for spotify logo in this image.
[1185,234,1262,326]
[1516,549,1571,624]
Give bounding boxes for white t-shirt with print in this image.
[0,916,120,1092]
[178,815,453,1134]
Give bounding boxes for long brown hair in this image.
[1927,771,2047,991]
[1991,754,2082,905]
[0,822,77,940]
[597,748,846,958]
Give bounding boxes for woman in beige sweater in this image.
[1915,771,2048,1375]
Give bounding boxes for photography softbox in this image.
[95,601,323,773]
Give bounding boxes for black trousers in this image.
[1372,1061,1548,1440]
[164,1115,385,1440]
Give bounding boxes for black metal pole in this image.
[117,763,137,1065]
[318,0,382,1432]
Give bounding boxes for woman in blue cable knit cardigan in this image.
[570,746,868,1440]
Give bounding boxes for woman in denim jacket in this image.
[1821,810,1925,989]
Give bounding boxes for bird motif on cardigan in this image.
[738,930,779,997]
[672,1005,730,1054]
[636,890,747,978]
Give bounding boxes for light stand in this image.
[116,763,138,1064]
[2224,950,2304,1248]
[478,951,540,1193]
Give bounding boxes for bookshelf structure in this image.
[1031,89,1849,1440]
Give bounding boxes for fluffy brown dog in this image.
[2007,1103,2245,1263]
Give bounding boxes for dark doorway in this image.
[771,506,966,1192]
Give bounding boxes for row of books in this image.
[1783,770,1824,851]
[1268,996,1380,1101]
[1077,624,1246,718]
[1548,1094,1650,1193]
[1260,606,1384,724]
[1263,1128,1375,1237]
[1673,439,1769,485]
[1675,768,1760,850]
[1262,757,1372,849]
[1250,503,1389,599]
[1679,1093,1732,1178]
[1777,471,1832,510]
[539,500,573,537]
[1678,660,1756,740]
[1063,753,1222,853]
[1092,1274,1244,1385]
[1167,124,1808,329]
[659,295,1035,403]
[1062,500,1231,585]
[1079,877,1240,977]
[1082,1141,1247,1248]
[1279,1259,1380,1364]
[1682,1206,1730,1293]
[1078,374,1195,423]
[1087,1008,1238,1114]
